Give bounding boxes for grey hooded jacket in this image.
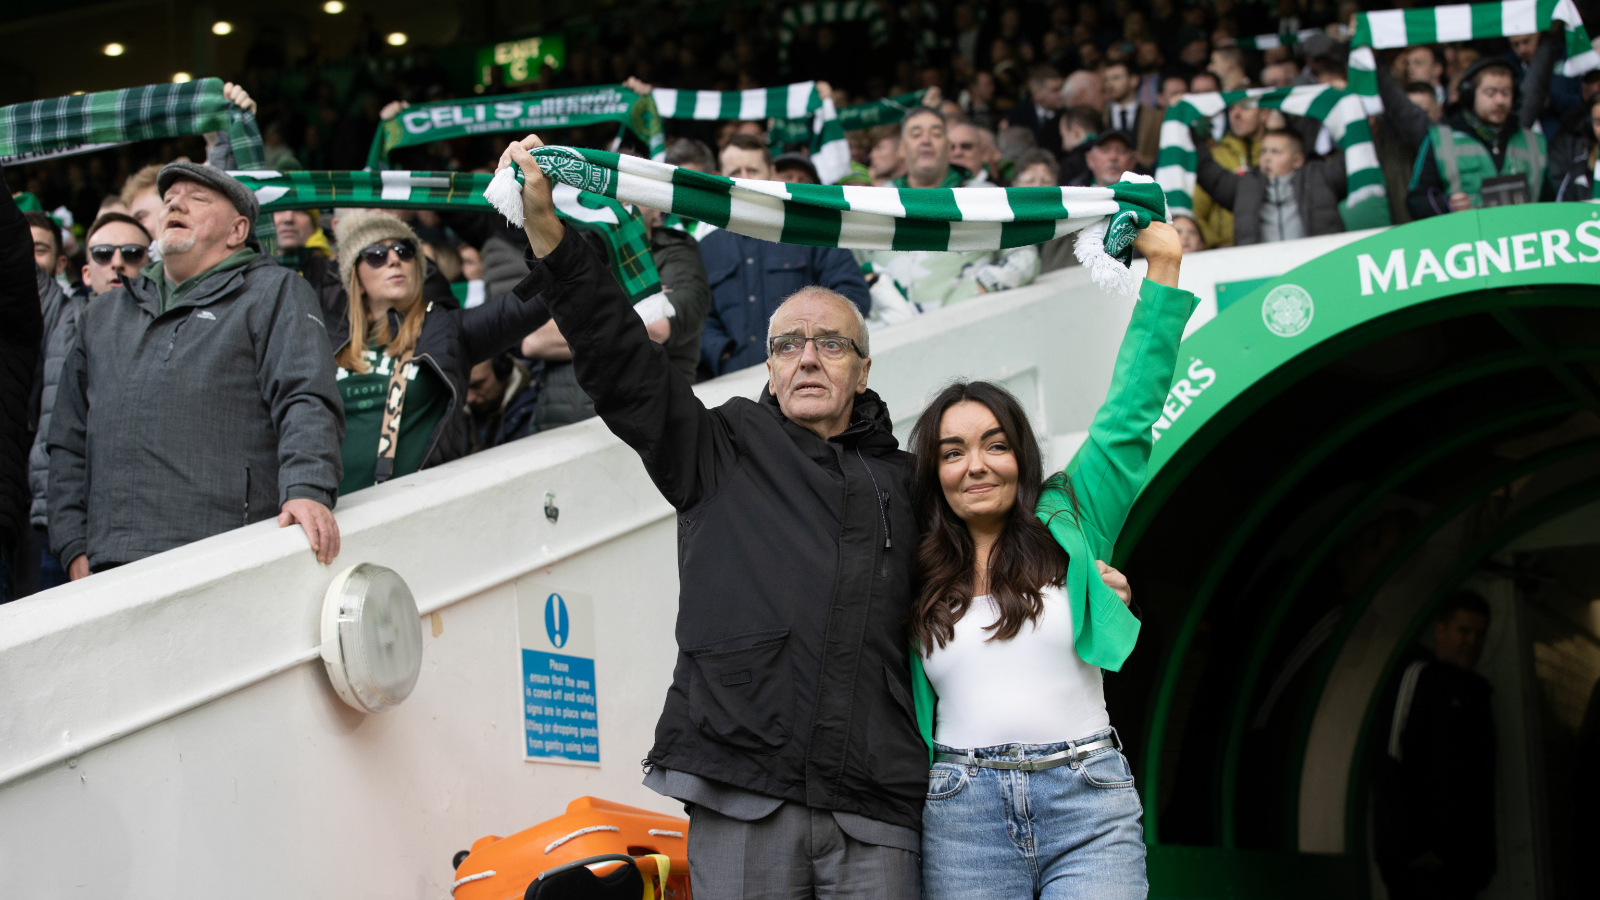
[29,269,87,528]
[49,256,344,570]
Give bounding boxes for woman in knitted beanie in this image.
[327,210,551,495]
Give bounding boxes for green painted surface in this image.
[1214,277,1272,312]
[1149,845,1360,899]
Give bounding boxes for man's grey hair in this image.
[767,286,870,358]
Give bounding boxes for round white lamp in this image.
[320,563,423,713]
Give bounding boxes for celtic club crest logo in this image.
[1261,284,1314,337]
[533,146,613,197]
[1103,211,1140,265]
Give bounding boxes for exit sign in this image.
[477,34,566,88]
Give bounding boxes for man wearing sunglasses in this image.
[25,212,154,594]
[48,163,344,580]
[502,134,924,899]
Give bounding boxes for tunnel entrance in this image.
[1111,205,1600,898]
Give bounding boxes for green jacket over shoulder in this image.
[908,277,1201,759]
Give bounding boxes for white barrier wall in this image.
[1,257,1241,898]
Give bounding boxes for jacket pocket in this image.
[685,629,792,754]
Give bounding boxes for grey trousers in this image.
[688,801,922,900]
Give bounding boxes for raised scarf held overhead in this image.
[484,146,1169,297]
[1156,85,1386,226]
[231,169,668,319]
[1348,0,1600,113]
[0,77,263,167]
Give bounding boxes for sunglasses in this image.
[358,240,418,268]
[88,244,148,266]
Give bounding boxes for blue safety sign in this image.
[516,581,599,764]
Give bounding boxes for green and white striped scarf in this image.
[1155,85,1386,224]
[768,90,929,182]
[1348,0,1600,113]
[0,78,263,167]
[652,82,822,121]
[487,146,1169,296]
[778,1,889,67]
[231,169,664,309]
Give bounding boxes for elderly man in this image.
[49,163,343,579]
[948,120,999,184]
[699,134,871,378]
[502,132,924,899]
[26,212,153,593]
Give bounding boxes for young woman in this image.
[328,211,552,495]
[909,222,1194,899]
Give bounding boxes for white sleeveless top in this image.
[921,584,1109,748]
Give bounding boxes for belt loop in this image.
[1110,727,1123,752]
[1067,738,1079,768]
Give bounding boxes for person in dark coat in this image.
[501,134,926,899]
[49,163,344,577]
[699,137,871,378]
[324,211,553,494]
[1375,590,1497,900]
[466,353,539,451]
[1196,129,1348,244]
[0,168,44,602]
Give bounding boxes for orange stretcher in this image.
[451,796,691,900]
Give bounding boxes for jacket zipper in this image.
[854,446,891,549]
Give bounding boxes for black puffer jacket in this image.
[0,171,43,556]
[515,226,927,831]
[323,275,550,469]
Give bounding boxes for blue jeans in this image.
[921,730,1147,900]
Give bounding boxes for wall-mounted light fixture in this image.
[319,563,423,714]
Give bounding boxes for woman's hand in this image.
[1133,220,1182,289]
[1096,560,1133,607]
[498,135,565,258]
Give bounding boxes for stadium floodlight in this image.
[323,1,345,13]
[172,72,192,83]
[319,563,424,714]
[212,21,233,35]
[386,31,408,46]
[102,43,125,56]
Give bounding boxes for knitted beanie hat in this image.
[335,210,425,292]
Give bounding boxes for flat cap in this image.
[156,162,259,223]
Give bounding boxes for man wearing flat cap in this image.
[49,162,346,578]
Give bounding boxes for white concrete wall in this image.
[0,258,1238,898]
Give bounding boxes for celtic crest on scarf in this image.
[534,146,614,196]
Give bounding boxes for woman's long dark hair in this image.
[909,381,1078,654]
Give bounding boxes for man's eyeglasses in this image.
[359,240,418,268]
[768,334,865,360]
[951,141,978,151]
[88,244,148,266]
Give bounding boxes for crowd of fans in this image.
[6,0,1600,601]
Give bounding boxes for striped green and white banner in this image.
[517,145,1167,254]
[1349,0,1600,112]
[778,1,889,67]
[484,146,1165,293]
[1234,27,1326,50]
[230,168,665,305]
[653,82,822,121]
[1155,84,1384,222]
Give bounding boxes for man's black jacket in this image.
[0,170,43,555]
[514,226,927,830]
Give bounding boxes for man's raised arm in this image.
[503,136,730,510]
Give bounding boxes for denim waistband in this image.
[934,727,1119,761]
